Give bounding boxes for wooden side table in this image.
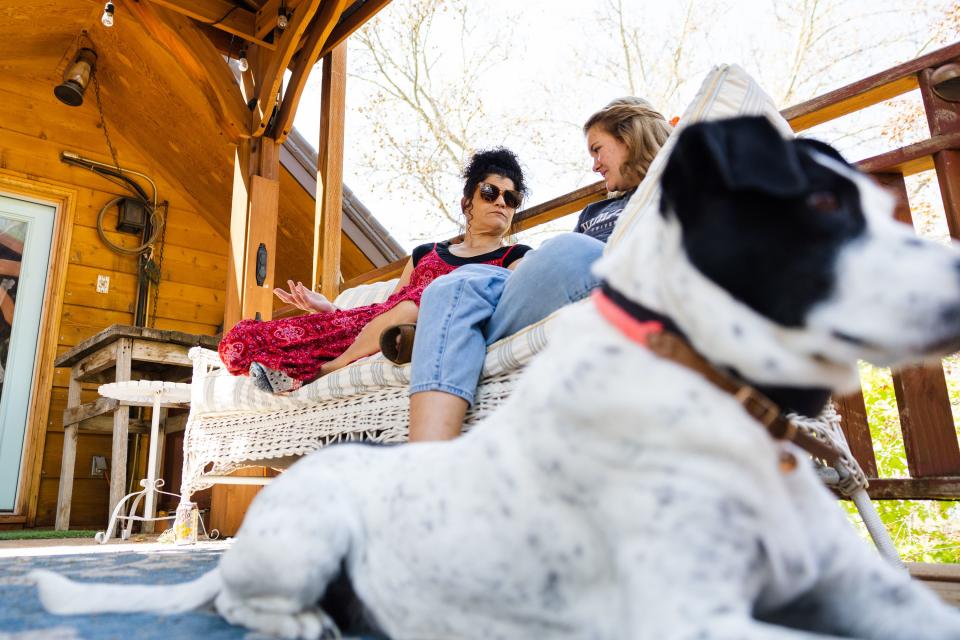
[53,325,219,532]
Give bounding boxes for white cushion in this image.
[333,278,398,309]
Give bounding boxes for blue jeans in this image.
[409,233,604,405]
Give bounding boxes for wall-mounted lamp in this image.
[101,2,115,28]
[930,62,960,102]
[54,47,97,107]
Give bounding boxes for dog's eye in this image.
[806,191,840,213]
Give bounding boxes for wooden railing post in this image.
[312,43,347,301]
[875,172,960,478]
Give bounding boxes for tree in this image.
[350,0,529,233]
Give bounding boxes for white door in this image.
[0,195,54,512]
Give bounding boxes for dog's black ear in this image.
[661,116,809,218]
[793,137,850,167]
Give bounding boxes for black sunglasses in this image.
[478,182,523,209]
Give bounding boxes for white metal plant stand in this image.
[95,380,190,543]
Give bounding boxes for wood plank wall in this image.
[0,75,228,527]
[0,66,378,527]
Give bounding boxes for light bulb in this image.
[277,12,289,29]
[237,54,249,72]
[101,2,115,27]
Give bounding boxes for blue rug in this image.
[0,545,253,639]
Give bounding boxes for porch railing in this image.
[783,41,960,500]
[336,44,960,503]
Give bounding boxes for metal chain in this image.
[92,70,121,171]
[149,201,169,328]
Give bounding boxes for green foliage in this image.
[844,361,960,563]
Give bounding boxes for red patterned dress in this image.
[219,241,531,381]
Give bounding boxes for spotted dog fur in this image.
[33,117,960,639]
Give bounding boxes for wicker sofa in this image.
[179,63,837,501]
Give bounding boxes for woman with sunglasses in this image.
[399,97,672,440]
[217,147,532,393]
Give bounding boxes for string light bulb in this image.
[236,49,249,72]
[277,11,289,30]
[101,2,115,28]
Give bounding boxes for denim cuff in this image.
[409,382,476,407]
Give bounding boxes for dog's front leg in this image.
[750,470,960,640]
[616,535,859,640]
[770,494,960,640]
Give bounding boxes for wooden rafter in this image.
[146,0,276,49]
[251,0,322,137]
[273,0,349,141]
[255,0,284,40]
[127,1,252,141]
[319,0,391,58]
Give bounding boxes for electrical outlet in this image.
[91,455,107,477]
[96,275,110,294]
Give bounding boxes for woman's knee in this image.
[539,233,604,267]
[421,264,509,308]
[393,300,419,323]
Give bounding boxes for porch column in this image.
[214,137,281,537]
[312,43,347,300]
[224,137,281,329]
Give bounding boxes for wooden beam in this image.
[224,144,250,329]
[251,0,322,137]
[224,138,282,329]
[313,44,347,300]
[510,181,607,234]
[127,1,252,141]
[145,0,276,49]
[273,0,349,142]
[318,0,392,59]
[865,478,960,500]
[255,0,284,40]
[342,258,406,290]
[341,181,609,289]
[783,41,960,132]
[856,132,960,176]
[62,397,121,426]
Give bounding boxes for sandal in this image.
[249,362,303,394]
[379,323,416,365]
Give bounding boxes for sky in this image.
[292,0,953,250]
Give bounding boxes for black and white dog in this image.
[33,117,960,639]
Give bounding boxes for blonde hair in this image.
[583,97,672,186]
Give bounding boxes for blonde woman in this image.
[398,97,673,440]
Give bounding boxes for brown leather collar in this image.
[593,291,842,465]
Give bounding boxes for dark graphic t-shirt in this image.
[574,188,637,243]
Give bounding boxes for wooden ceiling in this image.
[0,0,389,236]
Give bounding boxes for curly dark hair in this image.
[461,147,527,203]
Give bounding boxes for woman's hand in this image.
[274,280,337,313]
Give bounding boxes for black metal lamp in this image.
[54,48,97,107]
